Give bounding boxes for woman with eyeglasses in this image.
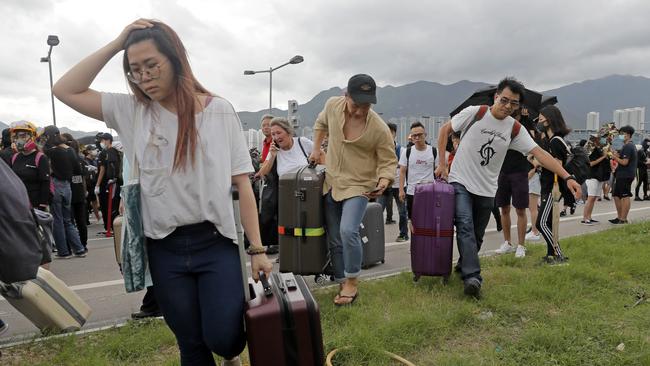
[53,19,273,366]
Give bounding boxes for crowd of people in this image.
[2,17,650,366]
[1,124,124,257]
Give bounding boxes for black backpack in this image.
[552,136,590,184]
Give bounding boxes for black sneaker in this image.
[590,219,599,224]
[634,197,643,202]
[131,310,162,320]
[74,252,87,258]
[614,219,629,225]
[560,209,567,217]
[548,255,569,266]
[603,196,611,201]
[54,254,73,260]
[581,220,595,226]
[609,218,621,224]
[463,277,481,298]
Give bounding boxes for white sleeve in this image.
[451,105,481,134]
[101,92,137,158]
[398,148,408,167]
[225,104,254,176]
[510,129,539,155]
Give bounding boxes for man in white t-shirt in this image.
[435,77,582,298]
[399,121,437,219]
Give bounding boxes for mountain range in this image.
[238,74,650,131]
[2,74,649,138]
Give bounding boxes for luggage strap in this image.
[412,227,454,238]
[278,226,325,237]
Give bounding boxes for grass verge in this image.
[2,221,650,365]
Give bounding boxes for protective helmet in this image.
[9,121,38,137]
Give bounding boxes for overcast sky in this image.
[2,0,650,132]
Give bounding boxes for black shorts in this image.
[406,194,414,219]
[612,177,633,198]
[495,171,529,209]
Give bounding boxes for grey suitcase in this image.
[361,202,385,268]
[278,165,329,275]
[0,267,92,332]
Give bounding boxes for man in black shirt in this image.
[582,134,608,225]
[95,133,121,233]
[609,125,638,224]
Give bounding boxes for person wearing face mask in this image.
[634,138,649,201]
[581,134,609,225]
[609,125,638,224]
[95,133,122,235]
[8,121,52,210]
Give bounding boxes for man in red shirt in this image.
[259,114,274,162]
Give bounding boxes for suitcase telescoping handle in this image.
[231,187,251,302]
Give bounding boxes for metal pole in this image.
[48,49,57,126]
[269,67,273,113]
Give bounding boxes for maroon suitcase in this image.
[410,181,455,283]
[245,272,324,366]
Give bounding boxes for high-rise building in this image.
[586,112,599,130]
[613,107,645,130]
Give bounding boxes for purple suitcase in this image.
[410,181,455,283]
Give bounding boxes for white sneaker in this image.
[525,231,541,241]
[221,356,241,366]
[515,245,526,258]
[495,241,515,254]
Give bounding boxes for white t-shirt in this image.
[265,137,313,177]
[102,93,253,241]
[448,105,537,197]
[398,144,437,195]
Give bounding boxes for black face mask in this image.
[535,122,546,133]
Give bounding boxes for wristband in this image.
[564,174,577,182]
[246,247,267,256]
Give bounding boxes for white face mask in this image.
[100,142,107,150]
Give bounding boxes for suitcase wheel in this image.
[314,274,332,285]
[442,276,450,285]
[413,274,420,282]
[381,260,385,264]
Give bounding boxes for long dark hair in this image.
[539,105,571,138]
[122,21,210,172]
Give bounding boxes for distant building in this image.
[613,107,645,130]
[586,112,599,130]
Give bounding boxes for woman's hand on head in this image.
[114,19,155,49]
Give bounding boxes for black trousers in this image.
[635,168,648,198]
[72,201,88,247]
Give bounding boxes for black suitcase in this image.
[361,202,385,268]
[278,165,329,275]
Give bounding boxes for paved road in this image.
[2,198,650,343]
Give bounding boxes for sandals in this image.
[334,291,359,307]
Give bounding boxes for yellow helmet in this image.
[10,121,38,137]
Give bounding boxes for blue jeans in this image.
[379,188,408,238]
[325,192,368,281]
[147,222,246,365]
[451,182,494,283]
[51,178,85,256]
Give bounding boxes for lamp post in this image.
[244,55,304,113]
[40,35,60,126]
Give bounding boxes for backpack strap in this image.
[511,121,522,140]
[11,153,18,165]
[551,135,571,157]
[35,152,44,167]
[296,137,308,162]
[460,105,489,140]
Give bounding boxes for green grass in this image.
[3,222,650,365]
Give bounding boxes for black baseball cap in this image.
[347,74,377,104]
[99,132,113,142]
[42,125,60,138]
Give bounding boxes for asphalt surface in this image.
[2,197,650,344]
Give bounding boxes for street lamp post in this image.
[40,35,60,126]
[244,55,304,113]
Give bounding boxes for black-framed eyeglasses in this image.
[497,96,520,108]
[127,61,166,84]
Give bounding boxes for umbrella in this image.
[541,95,558,108]
[450,85,543,117]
